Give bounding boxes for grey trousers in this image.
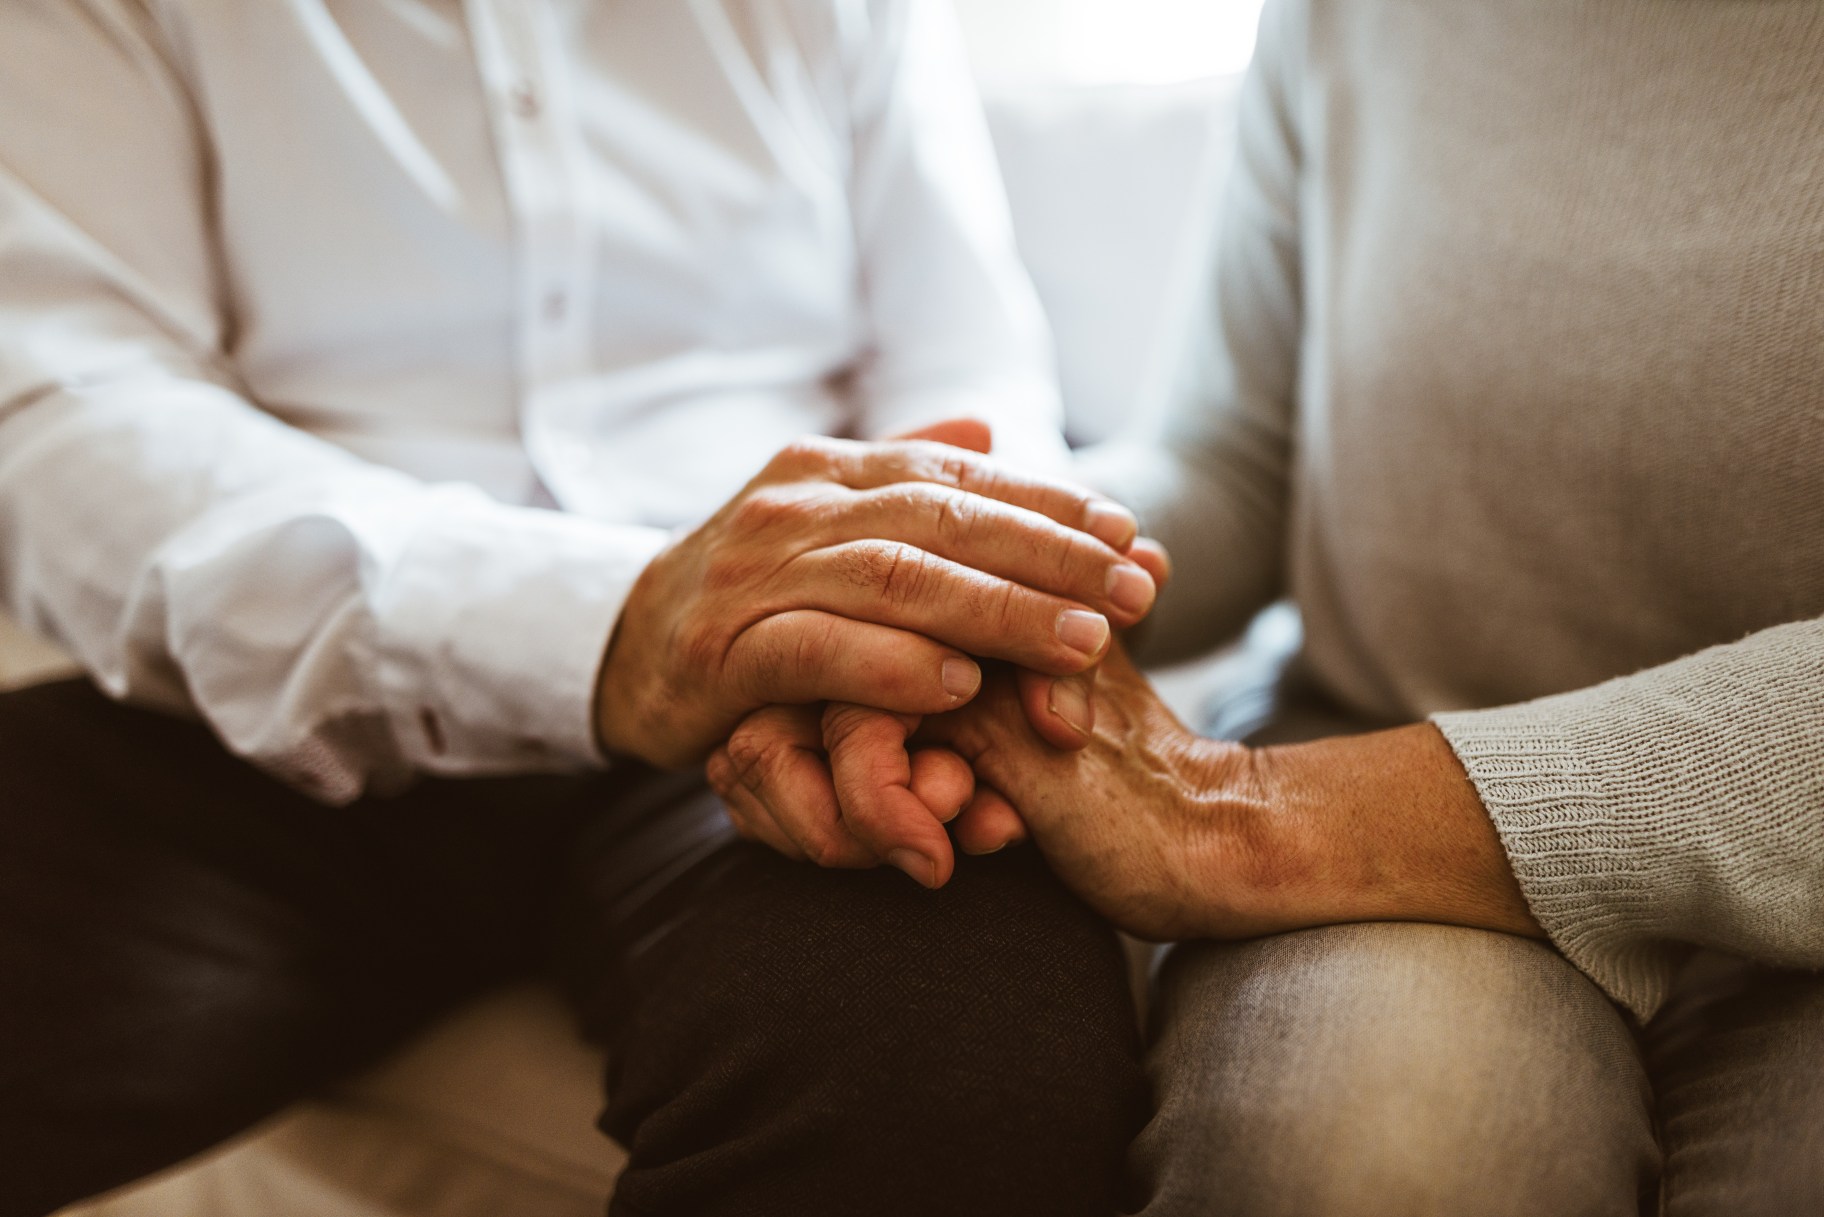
[1131,927,1824,1217]
[1138,647,1824,1216]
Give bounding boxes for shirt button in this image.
[418,707,447,756]
[508,81,541,120]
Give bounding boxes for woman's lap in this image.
[1134,922,1824,1217]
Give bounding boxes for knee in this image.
[856,849,1145,1133]
[1133,923,1656,1217]
[604,845,1147,1215]
[0,936,362,1217]
[686,845,1139,1110]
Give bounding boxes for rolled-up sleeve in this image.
[0,1,664,803]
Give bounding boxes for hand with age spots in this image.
[915,645,1545,946]
[717,628,1542,953]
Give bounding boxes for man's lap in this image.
[0,680,1145,1217]
[0,679,648,1213]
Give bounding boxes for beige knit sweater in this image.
[1087,0,1824,1020]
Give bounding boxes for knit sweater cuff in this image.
[1431,704,1680,1021]
[1432,618,1824,1024]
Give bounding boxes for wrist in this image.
[1249,724,1543,937]
[1176,738,1320,938]
[592,545,678,765]
[1218,740,1343,936]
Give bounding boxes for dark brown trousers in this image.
[0,681,1145,1217]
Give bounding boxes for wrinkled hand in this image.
[920,646,1546,944]
[709,704,978,882]
[595,420,1158,769]
[701,419,1170,887]
[914,645,1269,940]
[708,536,1165,889]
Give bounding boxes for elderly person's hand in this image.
[702,421,1168,888]
[709,703,975,882]
[706,544,1168,888]
[596,420,1158,769]
[912,646,1546,943]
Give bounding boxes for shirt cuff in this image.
[367,494,669,777]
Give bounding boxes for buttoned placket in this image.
[463,0,598,479]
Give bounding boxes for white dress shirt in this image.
[0,0,1064,802]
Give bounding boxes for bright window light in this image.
[958,0,1265,87]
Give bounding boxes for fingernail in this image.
[1085,501,1138,550]
[1056,609,1110,657]
[963,841,1010,856]
[942,657,982,700]
[1049,678,1094,736]
[1106,563,1155,616]
[888,849,936,888]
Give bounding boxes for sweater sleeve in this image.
[1433,617,1824,1021]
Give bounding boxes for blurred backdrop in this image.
[957,0,1265,86]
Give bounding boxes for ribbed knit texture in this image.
[1088,0,1824,1019]
[1435,622,1824,1020]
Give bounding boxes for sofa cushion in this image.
[984,76,1240,446]
[63,987,622,1217]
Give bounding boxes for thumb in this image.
[1018,667,1098,750]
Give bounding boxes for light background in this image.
[956,0,1266,85]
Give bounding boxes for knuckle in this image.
[766,437,817,474]
[701,543,763,595]
[800,830,844,868]
[878,545,927,605]
[884,440,967,488]
[929,488,978,549]
[1055,535,1097,593]
[852,542,926,606]
[788,612,838,676]
[705,751,733,794]
[821,702,879,752]
[926,445,984,481]
[933,447,977,489]
[728,487,812,537]
[766,437,837,478]
[723,728,775,792]
[987,577,1025,633]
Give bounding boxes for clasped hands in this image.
[596,420,1542,944]
[594,418,1155,845]
[592,417,1215,935]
